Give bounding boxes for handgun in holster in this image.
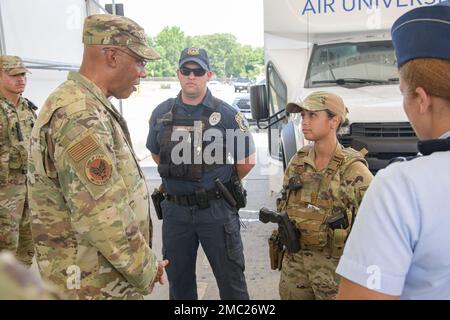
[268,229,284,270]
[326,207,349,230]
[260,208,300,271]
[326,207,349,258]
[259,208,300,254]
[151,185,165,220]
[230,172,247,209]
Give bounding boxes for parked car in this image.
[232,96,254,124]
[233,77,252,92]
[207,80,221,91]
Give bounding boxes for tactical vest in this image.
[278,145,367,258]
[0,98,37,184]
[157,97,227,181]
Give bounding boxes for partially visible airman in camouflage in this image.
[27,14,168,300]
[0,55,36,266]
[0,251,63,300]
[274,91,373,300]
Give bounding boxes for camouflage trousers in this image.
[279,248,340,300]
[0,176,35,266]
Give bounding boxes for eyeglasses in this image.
[179,66,207,77]
[102,47,148,70]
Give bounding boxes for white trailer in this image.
[251,0,441,194]
[0,0,105,107]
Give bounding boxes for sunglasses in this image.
[102,47,147,70]
[179,66,207,77]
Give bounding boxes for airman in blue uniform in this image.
[337,2,450,299]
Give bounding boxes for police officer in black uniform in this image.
[146,47,255,300]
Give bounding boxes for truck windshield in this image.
[306,40,399,88]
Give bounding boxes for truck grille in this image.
[350,122,416,138]
[235,98,251,110]
[339,122,418,173]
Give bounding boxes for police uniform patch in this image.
[84,154,112,185]
[187,48,200,56]
[235,112,249,132]
[209,112,221,126]
[68,135,99,162]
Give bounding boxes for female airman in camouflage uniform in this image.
[277,91,373,300]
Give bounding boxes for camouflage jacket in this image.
[277,143,373,257]
[27,71,157,299]
[0,252,63,300]
[0,95,36,185]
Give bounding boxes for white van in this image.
[250,0,440,194]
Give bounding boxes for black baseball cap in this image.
[179,47,210,70]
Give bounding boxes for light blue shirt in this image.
[336,131,450,299]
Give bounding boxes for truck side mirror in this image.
[250,84,269,121]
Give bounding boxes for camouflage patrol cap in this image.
[286,91,348,123]
[82,14,160,60]
[0,55,30,75]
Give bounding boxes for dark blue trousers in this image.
[161,198,249,300]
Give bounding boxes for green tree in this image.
[189,33,241,78]
[147,26,186,77]
[146,27,264,79]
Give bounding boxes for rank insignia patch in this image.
[85,154,112,185]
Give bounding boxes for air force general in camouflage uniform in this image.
[0,56,36,266]
[27,14,163,299]
[276,92,373,300]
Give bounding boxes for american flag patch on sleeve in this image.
[68,135,99,162]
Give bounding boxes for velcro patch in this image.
[68,135,99,162]
[235,112,249,132]
[84,154,112,186]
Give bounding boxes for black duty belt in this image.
[166,182,233,207]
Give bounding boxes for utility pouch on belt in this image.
[0,159,8,185]
[151,186,165,220]
[329,229,347,258]
[268,229,284,270]
[195,188,209,210]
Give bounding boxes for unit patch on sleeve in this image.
[84,154,112,185]
[235,112,250,132]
